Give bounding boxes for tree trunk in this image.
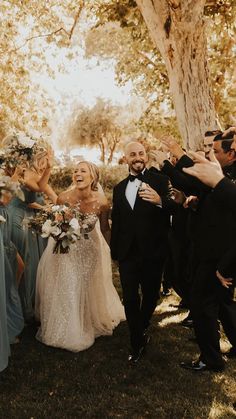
[99,137,106,163]
[107,135,120,164]
[136,0,219,149]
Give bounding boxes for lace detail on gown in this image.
[35,216,125,352]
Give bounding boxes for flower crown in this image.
[0,132,49,169]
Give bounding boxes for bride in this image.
[35,161,125,352]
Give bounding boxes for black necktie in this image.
[128,173,144,182]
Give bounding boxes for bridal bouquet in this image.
[42,205,82,254]
[26,205,83,254]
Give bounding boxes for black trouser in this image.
[167,231,192,305]
[119,245,164,351]
[190,260,236,368]
[219,285,236,348]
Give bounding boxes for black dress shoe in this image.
[128,345,146,364]
[128,333,151,364]
[180,359,225,372]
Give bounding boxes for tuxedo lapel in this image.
[119,177,133,211]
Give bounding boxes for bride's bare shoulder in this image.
[57,188,74,205]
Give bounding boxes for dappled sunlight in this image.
[220,337,232,354]
[208,398,236,419]
[213,373,236,410]
[155,300,180,314]
[157,313,185,328]
[154,294,188,327]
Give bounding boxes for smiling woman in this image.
[35,160,125,352]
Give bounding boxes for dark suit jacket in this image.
[211,177,236,279]
[110,169,174,262]
[173,156,236,264]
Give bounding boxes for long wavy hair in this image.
[73,161,99,191]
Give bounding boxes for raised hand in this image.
[182,150,224,188]
[160,136,185,159]
[149,150,168,166]
[222,126,236,138]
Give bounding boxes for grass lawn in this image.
[1,269,236,419]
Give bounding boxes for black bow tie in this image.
[128,173,144,182]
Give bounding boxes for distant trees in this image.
[66,98,129,164]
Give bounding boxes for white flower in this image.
[51,205,60,212]
[17,133,35,148]
[50,225,61,236]
[41,219,53,237]
[0,215,6,223]
[41,220,61,237]
[69,217,79,231]
[71,233,79,241]
[59,232,66,239]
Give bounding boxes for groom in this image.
[111,141,174,363]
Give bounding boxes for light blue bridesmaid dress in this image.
[0,215,10,372]
[8,188,47,322]
[0,205,24,343]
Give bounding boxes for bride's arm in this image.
[99,196,111,245]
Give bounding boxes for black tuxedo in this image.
[111,169,173,261]
[212,177,236,278]
[173,155,236,368]
[111,169,173,351]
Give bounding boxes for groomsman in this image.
[111,141,175,363]
[161,137,236,372]
[212,131,236,182]
[203,130,222,158]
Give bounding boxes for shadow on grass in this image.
[0,297,236,418]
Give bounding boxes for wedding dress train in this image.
[35,220,125,352]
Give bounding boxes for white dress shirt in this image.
[125,177,142,209]
[125,170,162,209]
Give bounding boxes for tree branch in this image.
[1,2,85,56]
[68,1,85,40]
[135,49,158,68]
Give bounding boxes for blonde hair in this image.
[75,161,99,191]
[31,150,48,173]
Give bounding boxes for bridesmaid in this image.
[0,185,24,344]
[8,148,56,322]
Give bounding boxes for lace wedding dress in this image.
[35,215,125,352]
